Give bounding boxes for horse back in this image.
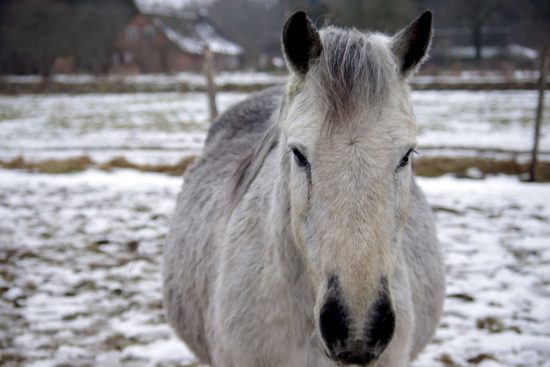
[204,86,283,161]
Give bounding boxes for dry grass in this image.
[1,155,196,176]
[99,155,197,176]
[2,155,550,182]
[1,156,94,173]
[437,353,460,367]
[467,353,498,364]
[414,156,550,182]
[476,316,522,334]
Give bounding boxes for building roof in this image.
[135,0,215,15]
[134,0,242,56]
[152,14,243,56]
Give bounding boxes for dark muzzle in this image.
[319,276,395,365]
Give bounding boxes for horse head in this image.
[279,10,432,365]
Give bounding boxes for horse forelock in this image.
[304,28,398,126]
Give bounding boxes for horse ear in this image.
[282,11,322,76]
[391,10,432,76]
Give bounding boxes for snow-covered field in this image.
[1,88,550,366]
[0,90,549,165]
[1,170,549,367]
[0,92,248,165]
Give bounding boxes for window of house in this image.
[126,26,139,41]
[144,25,155,40]
[123,51,133,63]
[112,51,122,64]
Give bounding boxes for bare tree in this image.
[0,0,69,78]
[68,1,135,75]
[203,45,218,123]
[505,0,550,181]
[324,0,418,32]
[208,0,283,68]
[529,45,549,182]
[0,0,134,76]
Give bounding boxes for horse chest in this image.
[213,242,319,365]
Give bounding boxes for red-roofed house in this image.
[112,8,244,73]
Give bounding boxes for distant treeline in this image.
[0,0,136,76]
[0,0,548,75]
[208,0,550,68]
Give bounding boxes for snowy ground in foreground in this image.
[1,169,549,367]
[1,90,549,165]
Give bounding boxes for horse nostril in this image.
[365,293,395,355]
[319,296,350,350]
[319,276,351,353]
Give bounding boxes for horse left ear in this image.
[282,11,322,76]
[391,10,432,76]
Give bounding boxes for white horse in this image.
[164,10,445,367]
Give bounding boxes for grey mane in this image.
[231,123,279,208]
[309,27,396,121]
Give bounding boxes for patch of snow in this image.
[153,17,242,56]
[195,21,243,55]
[135,0,215,13]
[438,45,538,60]
[155,19,204,55]
[52,74,97,84]
[122,338,196,364]
[2,75,43,83]
[413,175,550,367]
[0,91,248,164]
[0,169,181,191]
[508,44,538,60]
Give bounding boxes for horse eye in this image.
[398,148,415,169]
[291,147,309,168]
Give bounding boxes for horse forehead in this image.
[310,126,413,181]
[319,116,414,150]
[312,139,394,204]
[314,135,388,168]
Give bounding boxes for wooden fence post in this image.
[529,44,549,182]
[203,44,218,124]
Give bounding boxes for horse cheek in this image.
[394,170,413,229]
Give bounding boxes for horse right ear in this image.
[391,10,432,77]
[282,11,322,76]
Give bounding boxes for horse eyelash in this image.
[288,145,310,168]
[396,147,417,172]
[408,148,420,158]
